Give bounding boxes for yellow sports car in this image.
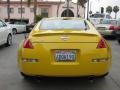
[18,17,112,78]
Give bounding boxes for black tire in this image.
[26,27,31,33]
[12,28,17,35]
[6,34,12,46]
[20,72,34,80]
[118,39,120,44]
[97,72,109,79]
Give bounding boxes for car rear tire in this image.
[12,28,17,35]
[6,34,12,46]
[97,72,109,79]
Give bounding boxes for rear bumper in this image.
[18,42,112,77]
[98,30,115,36]
[19,59,111,77]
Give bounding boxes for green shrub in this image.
[35,15,43,22]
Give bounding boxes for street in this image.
[0,34,120,90]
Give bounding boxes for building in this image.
[0,0,85,24]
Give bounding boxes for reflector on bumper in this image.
[22,58,39,62]
[92,58,108,62]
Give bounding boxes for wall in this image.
[0,1,85,24]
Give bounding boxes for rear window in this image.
[14,22,27,25]
[89,18,102,25]
[100,19,117,25]
[40,19,88,30]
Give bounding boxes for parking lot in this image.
[0,34,120,90]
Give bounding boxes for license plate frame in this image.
[54,50,76,62]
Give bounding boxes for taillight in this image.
[23,39,33,49]
[109,26,115,30]
[115,26,120,30]
[97,38,107,48]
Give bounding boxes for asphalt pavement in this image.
[0,34,120,90]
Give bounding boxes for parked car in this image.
[7,21,27,34]
[90,13,112,19]
[0,20,12,46]
[26,23,36,33]
[95,19,120,37]
[18,17,111,79]
[113,20,120,44]
[114,29,120,44]
[89,18,103,26]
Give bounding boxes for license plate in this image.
[97,27,106,30]
[54,50,76,61]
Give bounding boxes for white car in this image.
[7,21,27,34]
[90,13,112,19]
[89,18,102,26]
[0,20,12,46]
[96,19,119,36]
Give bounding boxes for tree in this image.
[20,0,23,22]
[113,6,119,19]
[106,6,112,15]
[57,0,61,17]
[35,15,43,22]
[27,0,37,23]
[77,0,87,7]
[7,0,10,22]
[77,0,87,17]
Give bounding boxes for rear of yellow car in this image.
[18,18,111,78]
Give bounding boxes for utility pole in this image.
[66,0,69,17]
[57,0,61,17]
[7,0,10,22]
[77,0,79,17]
[87,0,89,20]
[90,1,92,12]
[34,0,37,23]
[20,0,22,22]
[89,1,92,16]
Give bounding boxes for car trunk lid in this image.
[30,30,100,43]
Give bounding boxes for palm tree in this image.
[77,0,87,17]
[27,0,37,23]
[77,0,87,7]
[113,6,119,19]
[57,0,61,17]
[7,0,10,22]
[106,6,112,15]
[20,0,23,22]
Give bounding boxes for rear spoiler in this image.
[32,32,99,37]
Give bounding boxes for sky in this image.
[4,0,120,18]
[89,0,120,18]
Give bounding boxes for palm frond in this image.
[77,0,87,7]
[27,0,32,7]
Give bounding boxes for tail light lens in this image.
[23,39,33,49]
[109,26,115,30]
[97,38,107,48]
